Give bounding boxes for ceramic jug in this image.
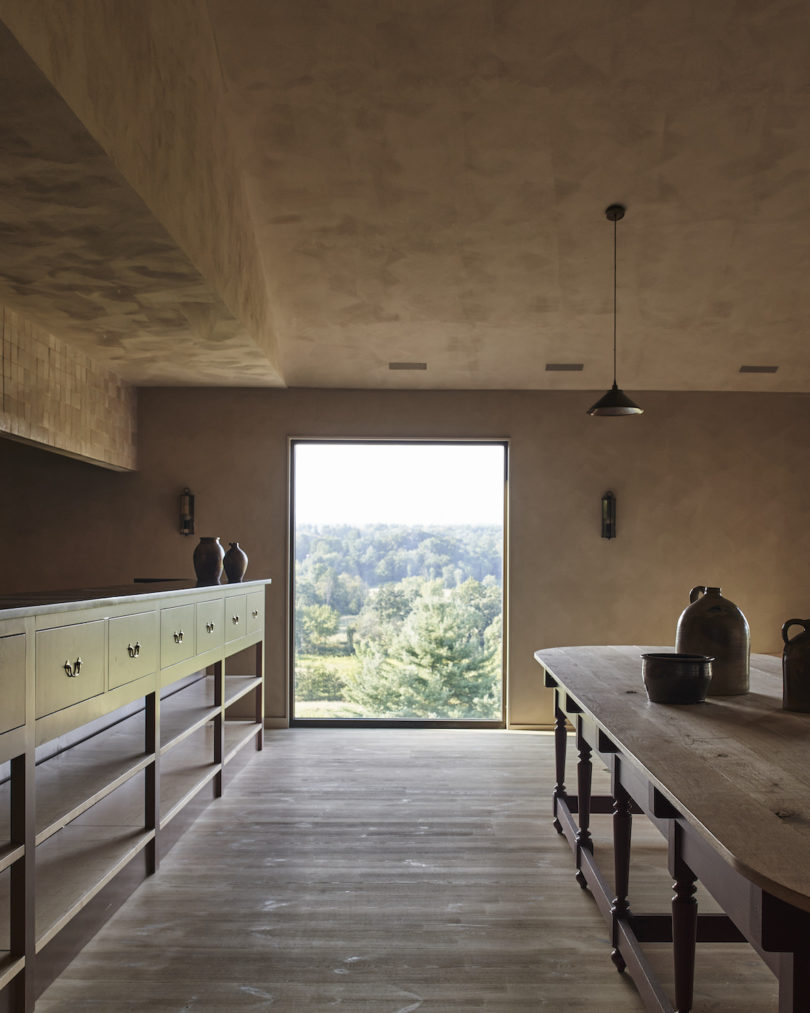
[193,536,225,586]
[782,619,810,712]
[675,586,750,695]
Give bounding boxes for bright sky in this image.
[293,442,505,526]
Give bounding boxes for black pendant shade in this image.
[587,382,643,416]
[588,204,643,417]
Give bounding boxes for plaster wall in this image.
[1,304,136,470]
[2,387,808,726]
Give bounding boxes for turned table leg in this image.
[611,780,633,972]
[575,723,593,887]
[672,862,698,1012]
[552,695,567,834]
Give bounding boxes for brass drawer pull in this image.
[231,615,240,625]
[127,641,141,658]
[251,610,259,619]
[173,630,184,644]
[206,621,215,633]
[64,657,82,678]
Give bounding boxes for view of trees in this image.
[294,524,503,720]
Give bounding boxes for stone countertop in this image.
[0,578,271,620]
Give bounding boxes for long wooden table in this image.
[535,646,810,1013]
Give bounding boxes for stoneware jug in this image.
[223,541,248,583]
[193,536,225,586]
[675,586,750,695]
[782,619,810,712]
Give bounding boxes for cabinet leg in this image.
[255,641,264,751]
[144,692,159,874]
[9,752,35,1012]
[611,780,633,971]
[552,695,567,834]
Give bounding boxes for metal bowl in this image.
[641,652,714,704]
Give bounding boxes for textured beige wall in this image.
[0,0,280,373]
[0,304,136,470]
[2,387,809,726]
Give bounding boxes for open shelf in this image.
[159,726,218,828]
[35,815,153,951]
[223,675,262,708]
[160,676,218,753]
[223,719,261,764]
[32,702,152,843]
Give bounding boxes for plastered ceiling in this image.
[2,0,810,391]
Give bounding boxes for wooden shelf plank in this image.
[33,704,151,838]
[0,953,24,993]
[159,727,218,829]
[223,720,261,765]
[35,824,154,951]
[0,843,23,875]
[159,707,218,755]
[159,767,219,829]
[160,677,217,752]
[223,675,262,708]
[36,754,154,846]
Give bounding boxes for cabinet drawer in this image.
[36,620,106,719]
[246,591,264,636]
[109,611,159,688]
[196,598,224,652]
[0,633,26,734]
[224,595,247,642]
[160,605,195,668]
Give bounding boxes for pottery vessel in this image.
[223,542,248,583]
[193,536,224,586]
[641,652,713,704]
[782,619,810,712]
[675,586,750,696]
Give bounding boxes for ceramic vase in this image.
[223,542,248,583]
[193,536,224,586]
[675,585,750,695]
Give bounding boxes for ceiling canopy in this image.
[1,1,809,391]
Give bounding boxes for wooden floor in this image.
[37,729,777,1011]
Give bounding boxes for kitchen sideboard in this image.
[0,579,270,1013]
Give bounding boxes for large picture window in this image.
[290,440,507,725]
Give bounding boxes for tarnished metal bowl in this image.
[641,652,714,704]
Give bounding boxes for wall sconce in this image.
[601,491,616,539]
[179,487,195,536]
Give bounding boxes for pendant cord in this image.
[612,215,617,387]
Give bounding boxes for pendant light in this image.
[587,204,643,416]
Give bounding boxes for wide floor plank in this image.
[37,729,776,1011]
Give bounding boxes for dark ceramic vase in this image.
[675,586,750,695]
[193,536,224,586]
[223,541,248,583]
[782,619,810,712]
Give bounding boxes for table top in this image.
[535,645,810,913]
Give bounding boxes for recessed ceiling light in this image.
[739,365,779,373]
[545,363,584,372]
[388,362,427,370]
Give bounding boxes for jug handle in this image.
[689,586,707,604]
[782,619,809,645]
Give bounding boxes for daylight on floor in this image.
[292,441,506,721]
